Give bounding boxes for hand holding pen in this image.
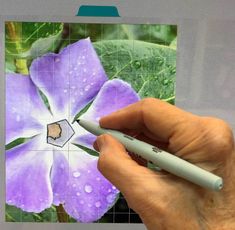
[93,98,235,230]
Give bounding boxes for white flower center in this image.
[47,119,75,148]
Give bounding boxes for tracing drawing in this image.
[5,22,177,223]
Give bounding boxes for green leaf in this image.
[5,22,63,59]
[72,143,99,157]
[94,40,176,103]
[6,204,58,222]
[170,37,177,49]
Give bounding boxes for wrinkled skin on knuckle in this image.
[97,150,110,175]
[201,117,234,159]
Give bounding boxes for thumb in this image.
[94,134,149,196]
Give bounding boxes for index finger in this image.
[99,98,196,142]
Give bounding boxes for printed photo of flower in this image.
[5,22,177,223]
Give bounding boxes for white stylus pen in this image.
[77,119,223,191]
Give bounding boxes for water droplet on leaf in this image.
[133,61,141,69]
[163,79,169,85]
[107,65,114,70]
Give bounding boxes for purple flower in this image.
[6,38,140,222]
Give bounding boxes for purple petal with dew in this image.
[50,150,69,206]
[72,79,140,149]
[6,74,51,144]
[29,38,107,117]
[6,135,53,213]
[51,150,119,223]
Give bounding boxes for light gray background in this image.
[1,0,235,229]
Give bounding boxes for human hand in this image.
[94,98,235,230]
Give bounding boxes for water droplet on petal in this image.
[96,177,101,181]
[55,57,60,62]
[112,185,117,190]
[95,201,101,208]
[72,183,76,188]
[16,115,21,122]
[108,189,112,193]
[63,89,68,93]
[83,78,87,83]
[84,184,93,193]
[76,192,81,196]
[82,56,85,59]
[84,85,90,91]
[106,194,114,203]
[69,71,73,75]
[7,199,13,204]
[73,171,81,178]
[80,200,84,204]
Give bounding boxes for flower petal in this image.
[72,79,140,148]
[6,136,53,213]
[51,150,119,223]
[6,74,51,144]
[29,38,107,117]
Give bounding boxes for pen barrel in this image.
[107,131,223,191]
[78,119,223,191]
